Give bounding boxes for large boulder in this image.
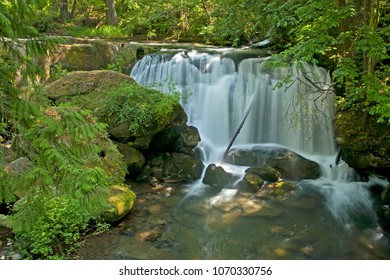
[85,134,127,184]
[44,70,134,103]
[334,109,390,177]
[245,165,281,182]
[224,145,321,180]
[161,153,204,182]
[149,125,201,153]
[50,38,116,71]
[114,142,145,175]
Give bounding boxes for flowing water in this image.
[79,48,390,260]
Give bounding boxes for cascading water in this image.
[126,49,390,259]
[131,51,336,159]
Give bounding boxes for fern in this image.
[0,0,115,259]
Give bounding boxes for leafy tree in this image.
[264,0,390,123]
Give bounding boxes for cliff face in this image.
[334,108,390,178]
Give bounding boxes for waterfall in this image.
[130,50,386,228]
[131,50,336,160]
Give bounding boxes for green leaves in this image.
[263,0,390,123]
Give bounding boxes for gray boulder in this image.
[225,145,321,180]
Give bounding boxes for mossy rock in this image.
[238,173,264,192]
[245,165,281,182]
[85,135,127,184]
[334,108,390,176]
[202,164,234,188]
[114,141,145,174]
[44,71,187,145]
[255,181,297,200]
[44,70,135,103]
[53,39,115,71]
[101,185,136,222]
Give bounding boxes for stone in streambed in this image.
[225,145,321,180]
[202,164,234,189]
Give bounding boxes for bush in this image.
[100,83,180,135]
[14,191,108,259]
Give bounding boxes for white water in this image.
[130,50,386,228]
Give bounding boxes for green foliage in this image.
[0,0,119,260]
[68,25,129,38]
[104,51,128,72]
[49,63,69,82]
[264,0,390,123]
[100,83,180,135]
[13,191,106,259]
[0,90,113,259]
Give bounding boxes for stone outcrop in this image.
[334,109,390,178]
[52,38,115,71]
[43,38,160,77]
[44,70,135,102]
[44,70,202,183]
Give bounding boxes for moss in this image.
[102,185,136,222]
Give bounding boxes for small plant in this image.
[49,64,69,81]
[105,52,128,73]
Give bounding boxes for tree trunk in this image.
[70,0,77,19]
[59,0,71,20]
[106,0,119,26]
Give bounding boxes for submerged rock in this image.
[237,173,264,192]
[225,145,321,180]
[254,181,297,200]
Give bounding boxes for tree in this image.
[59,0,77,20]
[105,0,119,26]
